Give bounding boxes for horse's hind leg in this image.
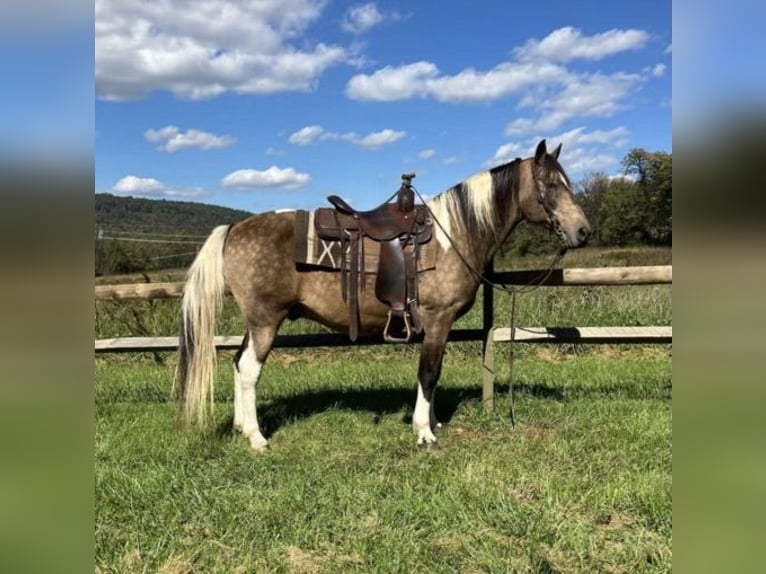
[233,324,280,451]
[233,332,249,432]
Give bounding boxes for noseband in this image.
[536,182,568,246]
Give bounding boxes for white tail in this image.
[175,224,230,425]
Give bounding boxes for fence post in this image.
[482,259,495,413]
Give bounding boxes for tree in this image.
[622,149,672,244]
[598,177,646,246]
[576,173,611,245]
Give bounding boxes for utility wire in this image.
[97,236,203,245]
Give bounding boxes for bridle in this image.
[535,171,570,249]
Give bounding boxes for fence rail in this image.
[94,265,671,301]
[492,265,671,286]
[96,264,672,412]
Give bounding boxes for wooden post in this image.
[482,260,495,413]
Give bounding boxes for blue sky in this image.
[95,0,671,213]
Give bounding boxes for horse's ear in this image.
[535,139,547,165]
[551,143,562,161]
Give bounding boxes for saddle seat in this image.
[314,174,433,343]
[326,196,421,240]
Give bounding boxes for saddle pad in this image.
[293,210,436,273]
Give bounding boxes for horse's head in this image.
[521,139,591,249]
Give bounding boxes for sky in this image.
[95,0,672,213]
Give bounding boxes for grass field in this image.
[95,247,672,572]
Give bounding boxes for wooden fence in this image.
[95,265,672,411]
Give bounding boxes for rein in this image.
[411,184,567,295]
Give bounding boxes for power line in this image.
[149,251,199,261]
[98,236,204,245]
[104,229,210,239]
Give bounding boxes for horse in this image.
[175,139,591,450]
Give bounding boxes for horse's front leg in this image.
[414,321,450,447]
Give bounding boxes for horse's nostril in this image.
[578,226,591,240]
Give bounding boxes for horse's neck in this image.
[448,207,521,273]
[477,213,521,266]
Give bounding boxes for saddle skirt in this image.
[293,210,436,273]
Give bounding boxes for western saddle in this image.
[314,173,433,343]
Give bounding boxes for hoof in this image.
[415,427,438,448]
[418,440,437,450]
[245,430,270,452]
[249,439,270,452]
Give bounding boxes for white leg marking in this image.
[429,388,442,429]
[238,336,268,451]
[413,384,437,445]
[233,366,243,431]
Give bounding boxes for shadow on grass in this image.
[215,384,486,438]
[212,377,590,438]
[214,374,671,438]
[499,382,566,400]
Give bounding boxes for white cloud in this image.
[96,0,347,100]
[515,26,649,62]
[345,25,651,117]
[145,126,235,152]
[550,126,630,147]
[347,61,438,101]
[665,43,672,54]
[419,149,436,159]
[487,126,629,174]
[608,173,638,182]
[565,151,618,173]
[288,125,326,145]
[113,175,163,194]
[342,3,383,34]
[346,60,566,102]
[488,142,526,166]
[287,125,405,149]
[110,175,204,198]
[221,166,311,190]
[144,126,179,143]
[504,118,539,137]
[652,63,667,78]
[355,129,405,148]
[442,156,462,166]
[504,72,643,135]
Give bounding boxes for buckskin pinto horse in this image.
[176,140,591,450]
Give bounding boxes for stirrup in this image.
[383,309,413,343]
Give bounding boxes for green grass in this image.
[96,344,671,573]
[95,247,672,572]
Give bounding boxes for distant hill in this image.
[95,194,253,276]
[95,193,253,235]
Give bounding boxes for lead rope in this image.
[509,291,518,426]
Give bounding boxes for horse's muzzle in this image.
[560,220,591,248]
